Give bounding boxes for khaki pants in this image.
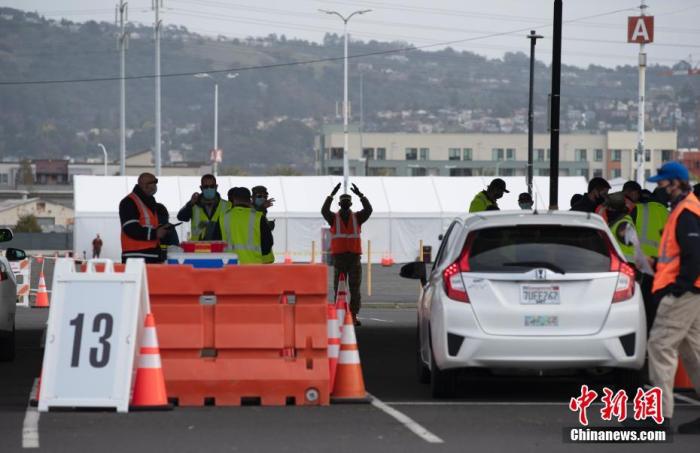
[647,291,700,418]
[332,253,362,315]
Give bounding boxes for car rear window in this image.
[467,225,611,273]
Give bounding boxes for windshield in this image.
[467,225,611,273]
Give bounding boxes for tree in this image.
[14,214,42,233]
[17,159,34,185]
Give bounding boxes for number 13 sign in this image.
[39,259,150,413]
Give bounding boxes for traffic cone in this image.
[331,310,369,403]
[130,313,171,410]
[335,273,348,334]
[30,369,43,407]
[327,303,341,390]
[34,272,50,308]
[284,252,293,264]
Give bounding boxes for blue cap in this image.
[647,161,689,183]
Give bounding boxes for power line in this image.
[0,6,654,86]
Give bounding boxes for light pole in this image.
[319,8,371,194]
[526,30,543,197]
[635,0,648,186]
[97,143,108,176]
[153,0,163,176]
[194,72,239,176]
[549,0,563,210]
[116,0,128,176]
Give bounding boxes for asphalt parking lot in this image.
[1,261,699,452]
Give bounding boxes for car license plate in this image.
[524,315,559,327]
[520,284,560,305]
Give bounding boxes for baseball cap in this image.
[647,161,689,183]
[489,178,510,193]
[339,194,352,201]
[518,192,533,202]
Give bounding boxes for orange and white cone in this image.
[130,313,171,410]
[335,273,348,333]
[331,310,369,403]
[34,272,50,308]
[327,303,341,390]
[284,252,293,264]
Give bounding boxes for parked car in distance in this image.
[1,228,27,361]
[401,211,646,398]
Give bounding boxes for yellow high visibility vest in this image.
[220,206,263,264]
[191,198,229,240]
[633,202,668,259]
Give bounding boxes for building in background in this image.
[680,149,700,180]
[315,127,678,180]
[0,198,74,232]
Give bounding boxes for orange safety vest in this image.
[652,193,700,294]
[330,212,362,255]
[120,192,160,256]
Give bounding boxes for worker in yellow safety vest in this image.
[220,187,273,265]
[469,178,509,213]
[177,174,230,241]
[645,162,700,434]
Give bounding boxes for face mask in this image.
[254,198,265,208]
[519,202,533,210]
[653,187,670,206]
[202,188,217,200]
[339,201,351,210]
[150,186,158,196]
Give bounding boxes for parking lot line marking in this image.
[370,394,444,444]
[674,393,700,405]
[364,317,394,323]
[22,379,40,449]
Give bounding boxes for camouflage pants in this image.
[333,253,362,315]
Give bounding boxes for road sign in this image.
[38,258,150,412]
[627,16,654,44]
[210,148,223,163]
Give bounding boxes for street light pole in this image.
[116,1,128,176]
[635,0,648,186]
[153,0,163,176]
[320,8,371,194]
[195,72,238,176]
[549,0,563,210]
[527,30,543,197]
[97,143,108,176]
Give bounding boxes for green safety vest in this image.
[469,191,496,213]
[633,202,669,259]
[262,249,275,264]
[611,215,636,262]
[220,206,263,264]
[191,199,229,241]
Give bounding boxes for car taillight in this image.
[442,235,473,303]
[609,244,635,303]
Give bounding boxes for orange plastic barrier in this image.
[147,264,329,406]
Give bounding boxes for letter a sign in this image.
[628,16,654,44]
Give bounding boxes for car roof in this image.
[462,210,609,231]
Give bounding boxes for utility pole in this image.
[319,9,371,194]
[549,0,562,210]
[153,0,163,176]
[527,30,543,197]
[116,1,128,176]
[635,0,648,186]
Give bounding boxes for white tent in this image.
[73,175,587,263]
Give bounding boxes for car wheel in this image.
[416,326,430,384]
[430,341,457,398]
[613,368,642,394]
[0,322,16,362]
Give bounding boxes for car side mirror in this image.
[5,248,27,261]
[0,228,13,243]
[400,261,427,286]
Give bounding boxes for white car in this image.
[401,211,646,398]
[1,228,25,361]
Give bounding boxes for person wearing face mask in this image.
[219,187,273,264]
[469,178,509,213]
[518,192,534,210]
[644,162,700,434]
[251,185,276,263]
[177,174,230,241]
[570,177,611,215]
[322,183,373,326]
[119,172,170,263]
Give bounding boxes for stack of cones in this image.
[130,313,171,410]
[34,271,50,308]
[327,302,341,390]
[331,310,369,403]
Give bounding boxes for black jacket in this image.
[119,185,163,263]
[177,194,225,241]
[570,194,600,213]
[321,196,373,228]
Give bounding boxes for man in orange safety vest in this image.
[322,182,373,326]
